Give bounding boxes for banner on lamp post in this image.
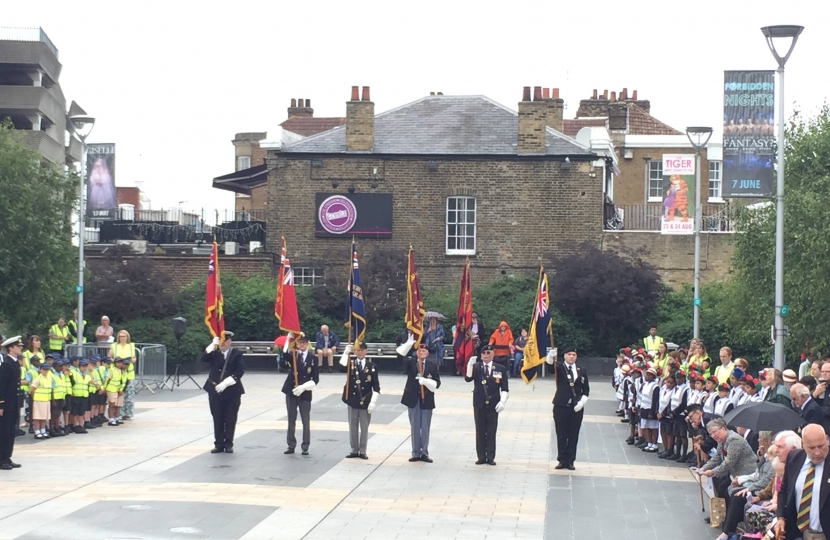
[660,154,695,235]
[722,71,775,198]
[86,143,117,219]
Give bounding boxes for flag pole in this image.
[344,239,354,400]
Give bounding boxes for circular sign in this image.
[318,195,357,234]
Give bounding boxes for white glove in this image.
[573,395,588,413]
[495,391,508,413]
[545,349,557,365]
[206,336,220,354]
[367,392,379,414]
[215,376,236,393]
[466,356,477,377]
[421,377,438,393]
[339,344,353,367]
[292,380,316,396]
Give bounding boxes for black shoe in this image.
[52,429,64,437]
[301,449,309,456]
[408,456,421,462]
[668,453,681,460]
[16,429,25,436]
[84,422,97,429]
[487,460,496,466]
[674,454,687,463]
[284,448,295,454]
[63,427,71,435]
[657,452,669,459]
[625,437,635,445]
[636,442,648,449]
[327,367,333,373]
[555,462,566,470]
[210,447,224,454]
[476,459,486,465]
[620,418,629,423]
[0,463,12,470]
[225,448,234,454]
[703,517,710,524]
[359,454,368,460]
[28,426,34,434]
[346,453,360,459]
[567,464,575,471]
[615,411,624,416]
[420,455,433,463]
[7,460,20,468]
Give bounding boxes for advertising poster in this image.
[661,154,695,235]
[86,143,116,219]
[722,71,775,197]
[315,193,393,238]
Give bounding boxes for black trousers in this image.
[722,493,746,534]
[553,404,584,465]
[0,408,19,463]
[473,406,498,461]
[209,395,240,449]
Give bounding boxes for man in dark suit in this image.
[776,423,830,540]
[282,334,319,455]
[341,343,380,459]
[792,384,830,434]
[546,346,590,470]
[201,331,245,454]
[464,345,509,466]
[0,336,23,470]
[401,344,440,463]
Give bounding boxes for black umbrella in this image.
[722,401,805,433]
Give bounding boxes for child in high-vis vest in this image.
[29,363,55,439]
[88,355,106,426]
[70,359,92,433]
[106,358,126,426]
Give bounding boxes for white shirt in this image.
[795,457,825,532]
[565,362,577,381]
[482,361,492,377]
[801,396,814,411]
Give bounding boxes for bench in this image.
[233,341,278,357]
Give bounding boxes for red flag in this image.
[454,258,474,374]
[274,237,301,347]
[405,248,426,346]
[204,241,225,340]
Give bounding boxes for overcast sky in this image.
[6,0,829,212]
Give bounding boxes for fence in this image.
[604,203,737,232]
[64,342,167,394]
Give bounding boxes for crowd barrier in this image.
[64,342,168,394]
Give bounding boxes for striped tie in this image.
[797,462,816,532]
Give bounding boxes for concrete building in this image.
[0,27,83,165]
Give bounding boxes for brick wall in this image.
[265,155,604,288]
[600,231,734,288]
[613,146,714,207]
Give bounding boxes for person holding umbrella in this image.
[423,312,446,368]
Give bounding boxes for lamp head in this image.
[70,115,96,140]
[685,126,713,151]
[761,25,804,68]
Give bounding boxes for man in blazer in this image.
[282,334,319,456]
[315,325,340,373]
[201,331,245,454]
[792,383,830,433]
[546,346,590,470]
[776,423,830,540]
[342,343,380,459]
[401,344,440,463]
[464,345,509,466]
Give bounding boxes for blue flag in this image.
[344,241,367,347]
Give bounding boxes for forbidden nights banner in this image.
[722,71,775,198]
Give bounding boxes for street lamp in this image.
[761,24,804,370]
[70,114,95,346]
[686,126,713,340]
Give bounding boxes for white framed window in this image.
[647,161,663,202]
[237,156,251,171]
[708,161,723,202]
[446,197,476,255]
[294,267,322,286]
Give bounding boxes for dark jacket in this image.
[552,361,590,407]
[765,383,793,407]
[281,349,320,402]
[465,361,509,410]
[777,449,830,540]
[401,357,441,409]
[342,357,380,409]
[315,331,339,351]
[801,397,826,426]
[201,347,245,400]
[0,354,20,413]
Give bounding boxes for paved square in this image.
[0,370,719,539]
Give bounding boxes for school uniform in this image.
[670,383,689,436]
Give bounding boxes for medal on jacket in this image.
[367,375,371,382]
[307,367,312,374]
[566,366,575,387]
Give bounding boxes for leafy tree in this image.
[85,245,176,324]
[731,105,830,362]
[0,124,78,333]
[550,242,662,354]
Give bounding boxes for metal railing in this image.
[64,342,167,394]
[87,208,266,228]
[604,203,737,232]
[0,27,59,58]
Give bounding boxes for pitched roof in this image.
[280,117,345,137]
[281,95,592,156]
[626,104,682,135]
[563,118,607,138]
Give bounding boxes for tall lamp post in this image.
[70,114,95,346]
[686,127,713,340]
[761,25,804,370]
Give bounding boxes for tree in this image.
[0,124,78,333]
[550,242,662,354]
[731,105,830,361]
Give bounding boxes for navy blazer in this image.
[315,331,340,351]
[401,357,441,409]
[778,449,830,539]
[342,357,380,409]
[201,347,245,401]
[465,361,509,410]
[281,349,320,401]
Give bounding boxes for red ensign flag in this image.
[204,241,225,341]
[274,237,301,347]
[454,258,474,375]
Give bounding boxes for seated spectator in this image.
[488,321,513,373]
[719,443,776,540]
[743,456,785,536]
[512,329,528,378]
[697,418,758,519]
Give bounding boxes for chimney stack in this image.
[287,97,314,118]
[546,87,565,133]
[346,86,374,152]
[518,86,546,154]
[576,89,610,119]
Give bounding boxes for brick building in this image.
[263,86,607,287]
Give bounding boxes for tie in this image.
[797,462,816,532]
